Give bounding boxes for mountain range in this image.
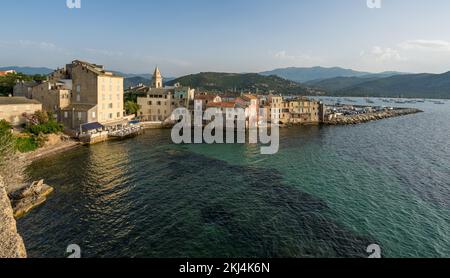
[3,65,450,99]
[260,66,406,83]
[309,72,450,99]
[0,66,54,75]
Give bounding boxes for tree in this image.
[0,120,24,192]
[0,73,46,96]
[125,101,139,116]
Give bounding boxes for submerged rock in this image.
[0,176,27,258]
[8,179,54,219]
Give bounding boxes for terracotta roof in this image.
[242,94,258,100]
[207,102,236,108]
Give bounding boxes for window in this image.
[76,85,81,93]
[77,112,82,120]
[108,103,113,109]
[76,94,80,102]
[117,112,120,118]
[109,113,113,119]
[64,112,68,118]
[148,101,152,105]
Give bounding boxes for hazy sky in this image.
[1,0,450,76]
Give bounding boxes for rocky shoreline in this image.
[325,108,423,125]
[0,177,27,258]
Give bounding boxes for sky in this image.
[1,0,450,76]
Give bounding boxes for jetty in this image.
[325,108,422,125]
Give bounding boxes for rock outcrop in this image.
[325,108,423,125]
[9,179,54,219]
[0,176,27,258]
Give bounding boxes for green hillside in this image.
[166,72,309,94]
[307,71,450,99]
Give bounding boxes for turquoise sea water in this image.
[18,98,450,258]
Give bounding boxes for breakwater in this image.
[325,108,423,125]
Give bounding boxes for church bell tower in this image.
[152,66,163,88]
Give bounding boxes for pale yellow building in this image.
[55,60,125,130]
[267,95,323,124]
[269,95,283,123]
[0,97,42,126]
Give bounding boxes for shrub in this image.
[15,137,39,153]
[27,120,64,136]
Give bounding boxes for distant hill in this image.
[124,76,151,89]
[0,66,54,75]
[166,72,310,94]
[311,72,450,99]
[260,66,405,83]
[306,76,380,92]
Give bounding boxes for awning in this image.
[81,122,104,131]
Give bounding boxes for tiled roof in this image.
[61,103,97,111]
[0,97,41,105]
[207,102,236,108]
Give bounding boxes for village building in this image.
[13,80,38,99]
[56,61,126,131]
[0,70,16,77]
[31,80,71,116]
[137,67,194,123]
[0,97,42,126]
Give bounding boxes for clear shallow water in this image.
[18,98,450,258]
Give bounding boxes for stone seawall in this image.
[0,176,27,258]
[325,108,423,125]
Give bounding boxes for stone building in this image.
[13,81,37,99]
[137,67,193,122]
[285,97,323,124]
[48,60,126,131]
[0,97,42,126]
[31,80,71,116]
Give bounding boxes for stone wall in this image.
[0,176,27,258]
